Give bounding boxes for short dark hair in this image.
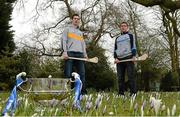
[120,22,128,27]
[71,14,79,19]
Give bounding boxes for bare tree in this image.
[130,0,180,10]
[130,0,180,38]
[16,0,127,56]
[130,0,180,78]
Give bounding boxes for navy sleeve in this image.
[129,34,136,56]
[114,37,118,58]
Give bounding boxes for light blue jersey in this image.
[114,32,136,59]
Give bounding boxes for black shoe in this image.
[118,92,124,96]
[81,89,87,95]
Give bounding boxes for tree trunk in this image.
[163,10,179,72]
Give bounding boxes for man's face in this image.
[119,23,128,32]
[72,16,80,27]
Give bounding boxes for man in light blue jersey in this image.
[62,14,88,95]
[114,22,137,97]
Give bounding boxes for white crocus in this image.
[132,93,136,102]
[141,105,144,117]
[167,107,170,116]
[109,112,114,115]
[150,96,162,115]
[149,96,155,109]
[31,113,38,117]
[50,98,59,107]
[130,94,136,110]
[130,97,133,110]
[106,96,110,101]
[87,94,92,102]
[49,108,53,115]
[61,98,68,107]
[153,99,162,115]
[40,108,45,116]
[83,95,88,101]
[155,92,160,99]
[85,101,92,111]
[134,103,138,113]
[24,98,28,109]
[172,104,176,116]
[102,105,106,115]
[161,104,166,111]
[141,95,144,102]
[0,105,1,113]
[54,108,59,116]
[94,94,102,109]
[141,100,146,117]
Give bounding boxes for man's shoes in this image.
[81,89,87,95]
[118,92,125,96]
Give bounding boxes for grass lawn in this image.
[0,91,180,116]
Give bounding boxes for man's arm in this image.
[114,37,120,64]
[62,28,68,59]
[114,37,118,59]
[129,34,136,57]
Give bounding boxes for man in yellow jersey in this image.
[62,14,88,94]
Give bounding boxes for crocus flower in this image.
[109,112,114,115]
[155,93,160,99]
[54,108,58,116]
[150,96,162,115]
[87,94,92,102]
[141,100,146,117]
[83,95,88,101]
[153,98,161,115]
[161,104,166,112]
[171,104,176,116]
[106,96,110,101]
[31,113,38,117]
[130,97,133,110]
[141,95,144,102]
[95,94,102,109]
[167,107,170,116]
[130,94,136,110]
[61,99,68,107]
[85,101,92,111]
[0,106,1,113]
[40,108,45,116]
[73,100,82,112]
[102,105,106,115]
[50,98,59,107]
[24,98,28,110]
[134,102,138,113]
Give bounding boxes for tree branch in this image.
[44,16,69,32]
[130,0,180,10]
